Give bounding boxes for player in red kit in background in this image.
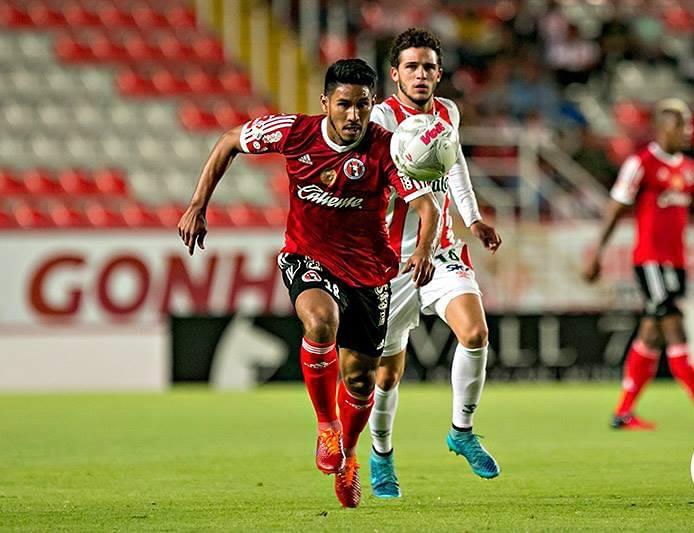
[584,98,694,429]
[177,59,441,507]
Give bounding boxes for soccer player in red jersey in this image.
[584,98,694,430]
[177,59,441,507]
[367,28,502,497]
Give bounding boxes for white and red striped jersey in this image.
[610,142,694,268]
[371,95,482,263]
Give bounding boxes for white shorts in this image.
[382,246,482,357]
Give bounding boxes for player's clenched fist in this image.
[177,206,207,256]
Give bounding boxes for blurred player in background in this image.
[584,98,694,430]
[177,59,441,507]
[367,28,502,498]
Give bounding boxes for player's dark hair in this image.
[323,58,377,95]
[389,27,442,68]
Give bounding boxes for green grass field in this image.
[1,382,692,531]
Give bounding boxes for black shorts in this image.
[277,253,391,356]
[634,264,687,318]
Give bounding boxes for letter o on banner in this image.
[97,256,150,315]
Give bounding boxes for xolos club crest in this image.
[343,157,366,180]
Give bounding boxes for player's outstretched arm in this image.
[403,192,441,287]
[448,147,501,253]
[178,125,244,256]
[583,199,629,283]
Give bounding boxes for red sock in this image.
[300,338,339,429]
[615,339,660,416]
[337,380,374,455]
[666,344,694,400]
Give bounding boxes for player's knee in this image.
[377,367,401,390]
[457,323,488,349]
[344,370,375,398]
[638,330,661,350]
[303,309,338,342]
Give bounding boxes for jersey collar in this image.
[391,95,437,116]
[321,117,364,153]
[649,142,683,166]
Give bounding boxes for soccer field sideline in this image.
[1,382,692,531]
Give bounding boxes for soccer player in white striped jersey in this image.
[367,28,502,498]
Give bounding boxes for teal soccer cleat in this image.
[446,428,500,479]
[369,448,402,498]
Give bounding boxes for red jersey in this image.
[611,142,694,267]
[239,113,431,287]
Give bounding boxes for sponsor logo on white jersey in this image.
[296,184,364,209]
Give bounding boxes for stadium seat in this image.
[156,203,185,227]
[178,103,220,131]
[0,169,28,195]
[0,207,18,228]
[23,169,64,196]
[49,203,90,227]
[58,169,99,196]
[205,204,231,226]
[14,202,53,228]
[85,201,127,227]
[93,168,128,197]
[0,4,33,28]
[121,202,162,227]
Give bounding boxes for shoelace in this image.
[339,459,359,485]
[457,433,492,465]
[320,429,342,455]
[373,466,398,488]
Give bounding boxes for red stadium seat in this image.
[121,203,162,227]
[93,169,129,197]
[214,104,245,128]
[49,203,90,227]
[178,103,220,131]
[192,36,224,63]
[0,169,28,195]
[23,169,65,196]
[0,4,33,27]
[91,33,128,62]
[0,207,18,228]
[124,34,162,62]
[63,3,101,27]
[156,203,185,227]
[58,169,99,196]
[55,34,93,62]
[205,204,231,226]
[85,202,127,227]
[165,6,196,28]
[220,70,252,96]
[14,203,53,228]
[27,3,67,27]
[116,67,157,97]
[98,6,136,28]
[228,204,267,226]
[186,68,224,94]
[152,68,190,95]
[262,206,289,227]
[132,6,169,29]
[158,34,196,61]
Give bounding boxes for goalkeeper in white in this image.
[368,28,502,498]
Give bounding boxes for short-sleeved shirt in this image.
[610,142,694,267]
[239,113,431,287]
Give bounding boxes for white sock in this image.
[451,343,487,429]
[368,384,399,454]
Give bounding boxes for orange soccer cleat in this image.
[611,412,656,431]
[315,428,345,474]
[334,456,361,508]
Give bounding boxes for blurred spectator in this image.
[545,23,601,86]
[508,56,561,125]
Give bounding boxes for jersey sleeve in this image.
[383,154,431,202]
[238,114,297,154]
[370,104,396,131]
[610,154,644,205]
